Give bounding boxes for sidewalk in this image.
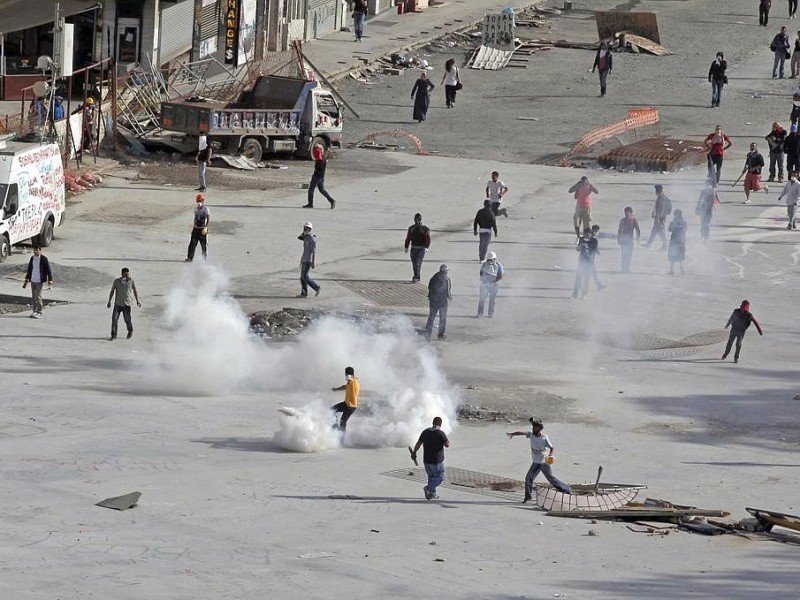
[306,0,542,81]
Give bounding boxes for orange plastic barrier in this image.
[561,107,659,166]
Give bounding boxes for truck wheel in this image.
[310,136,328,158]
[0,235,9,262]
[240,138,263,162]
[36,218,54,247]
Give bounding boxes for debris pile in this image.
[65,169,104,196]
[248,307,407,339]
[457,403,529,422]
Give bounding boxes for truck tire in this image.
[310,135,329,158]
[240,138,263,162]
[0,234,9,262]
[35,218,54,247]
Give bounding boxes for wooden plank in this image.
[547,508,729,520]
[679,521,728,536]
[618,33,672,56]
[746,507,800,533]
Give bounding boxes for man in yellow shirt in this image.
[331,366,360,432]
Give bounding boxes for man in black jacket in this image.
[766,121,787,181]
[722,300,763,363]
[425,264,452,341]
[404,213,431,283]
[785,123,800,176]
[473,200,498,261]
[22,246,54,319]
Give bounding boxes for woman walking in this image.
[668,209,687,274]
[708,52,727,107]
[442,59,460,108]
[411,72,435,123]
[591,41,613,97]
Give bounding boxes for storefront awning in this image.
[0,0,99,34]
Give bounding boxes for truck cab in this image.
[0,140,66,261]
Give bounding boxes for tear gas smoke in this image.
[148,265,459,452]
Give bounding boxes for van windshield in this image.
[0,183,7,207]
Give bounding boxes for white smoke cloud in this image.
[147,264,459,452]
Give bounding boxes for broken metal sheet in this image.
[215,154,260,170]
[96,491,141,511]
[470,44,518,70]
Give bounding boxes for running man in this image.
[507,418,571,503]
[331,366,360,432]
[411,417,450,500]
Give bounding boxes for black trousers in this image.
[791,0,798,17]
[760,5,770,25]
[111,305,132,338]
[187,228,207,260]
[332,402,356,431]
[445,84,457,107]
[707,153,723,184]
[788,153,800,175]
[723,331,746,360]
[308,174,334,206]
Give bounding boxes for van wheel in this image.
[0,235,10,262]
[36,219,54,247]
[240,138,263,162]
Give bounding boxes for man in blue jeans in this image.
[411,417,450,500]
[351,0,368,42]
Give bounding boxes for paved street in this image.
[1,0,800,598]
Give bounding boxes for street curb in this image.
[325,0,545,82]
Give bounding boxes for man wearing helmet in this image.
[185,194,210,262]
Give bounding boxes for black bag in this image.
[455,81,463,91]
[722,75,728,84]
[770,42,777,52]
[787,49,793,60]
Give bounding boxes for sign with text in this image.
[594,11,660,44]
[224,0,241,66]
[482,13,515,50]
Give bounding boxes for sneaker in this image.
[315,287,321,297]
[330,200,336,209]
[29,312,37,319]
[109,336,116,341]
[734,357,739,364]
[301,204,313,209]
[126,330,133,339]
[521,496,532,504]
[297,293,308,298]
[794,223,797,229]
[424,486,431,500]
[744,199,752,204]
[764,186,770,194]
[788,224,793,230]
[476,313,482,318]
[411,278,419,283]
[184,258,193,262]
[487,314,494,318]
[437,334,446,340]
[721,353,728,360]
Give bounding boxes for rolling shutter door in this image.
[159,0,195,65]
[307,0,337,40]
[237,0,258,61]
[199,0,221,58]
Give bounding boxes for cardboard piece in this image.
[96,491,141,511]
[618,33,672,56]
[594,11,660,44]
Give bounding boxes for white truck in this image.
[0,140,65,261]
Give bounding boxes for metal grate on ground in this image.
[382,466,524,501]
[596,329,728,352]
[336,279,432,308]
[598,137,707,172]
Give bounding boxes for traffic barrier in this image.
[561,107,659,166]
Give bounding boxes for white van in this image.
[0,140,65,261]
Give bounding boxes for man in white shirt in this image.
[196,132,212,192]
[507,418,571,503]
[477,251,504,318]
[778,173,800,229]
[485,171,509,218]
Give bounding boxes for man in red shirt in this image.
[704,125,733,185]
[568,176,598,242]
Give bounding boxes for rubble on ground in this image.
[248,307,409,339]
[457,402,529,422]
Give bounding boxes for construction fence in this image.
[561,107,660,166]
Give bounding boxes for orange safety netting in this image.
[561,107,659,166]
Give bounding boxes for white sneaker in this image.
[764,185,770,194]
[32,312,41,319]
[744,199,752,204]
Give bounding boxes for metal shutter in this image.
[307,0,337,40]
[239,0,258,61]
[159,0,195,65]
[199,0,221,58]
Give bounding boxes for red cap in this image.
[196,193,205,202]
